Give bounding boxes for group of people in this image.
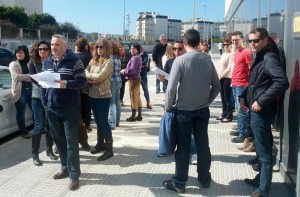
[8,33,154,190]
[8,26,289,196]
[155,28,288,197]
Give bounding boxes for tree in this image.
[58,22,80,39]
[0,6,28,27]
[28,13,57,29]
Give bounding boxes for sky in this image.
[43,0,226,34]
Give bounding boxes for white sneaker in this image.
[191,154,197,165]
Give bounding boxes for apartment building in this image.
[0,0,43,14]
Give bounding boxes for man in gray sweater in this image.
[163,29,221,193]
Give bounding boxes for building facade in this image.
[0,0,43,14]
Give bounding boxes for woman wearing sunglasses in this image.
[29,41,58,165]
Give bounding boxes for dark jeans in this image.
[46,106,81,179]
[141,70,150,101]
[32,98,45,135]
[120,80,126,101]
[156,64,164,92]
[220,78,233,119]
[171,107,211,189]
[249,112,274,197]
[14,88,32,134]
[80,93,91,127]
[90,97,112,140]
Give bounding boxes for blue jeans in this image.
[156,64,163,92]
[190,132,197,155]
[141,70,150,101]
[14,88,32,134]
[172,107,211,189]
[109,81,122,128]
[248,112,274,197]
[32,98,45,135]
[232,86,248,137]
[46,106,81,179]
[90,97,112,140]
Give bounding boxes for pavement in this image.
[0,54,293,197]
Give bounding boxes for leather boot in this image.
[237,137,252,150]
[243,142,255,152]
[146,100,152,109]
[126,109,137,122]
[134,107,143,121]
[97,139,114,161]
[46,130,58,160]
[91,129,106,154]
[32,134,42,166]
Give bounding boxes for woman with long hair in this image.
[29,40,58,165]
[86,38,114,161]
[9,45,32,139]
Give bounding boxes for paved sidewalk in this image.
[0,55,292,197]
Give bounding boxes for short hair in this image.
[183,29,200,47]
[52,34,67,45]
[270,32,280,41]
[159,34,167,40]
[131,43,141,54]
[232,31,244,39]
[15,45,30,63]
[174,39,183,45]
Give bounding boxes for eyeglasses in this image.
[172,47,183,51]
[38,48,49,51]
[248,39,261,43]
[96,45,104,49]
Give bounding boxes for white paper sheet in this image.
[30,71,61,88]
[151,67,169,80]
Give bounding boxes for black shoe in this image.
[90,145,106,154]
[248,158,259,165]
[80,142,91,151]
[97,151,114,161]
[53,171,69,179]
[244,178,259,187]
[231,136,245,143]
[69,179,79,190]
[252,164,259,172]
[126,116,136,122]
[251,191,262,197]
[33,154,42,166]
[200,181,211,188]
[134,116,143,121]
[163,180,185,194]
[229,130,239,136]
[21,132,31,139]
[216,116,224,120]
[46,148,58,160]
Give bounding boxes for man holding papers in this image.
[41,34,87,190]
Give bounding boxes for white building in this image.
[0,0,43,14]
[136,12,181,41]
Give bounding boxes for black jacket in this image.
[240,47,289,115]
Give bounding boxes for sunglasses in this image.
[248,39,261,43]
[222,44,230,46]
[38,48,49,51]
[96,45,104,49]
[172,47,183,51]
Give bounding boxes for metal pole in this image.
[192,0,195,28]
[267,0,270,31]
[123,0,126,40]
[258,0,261,27]
[201,4,206,40]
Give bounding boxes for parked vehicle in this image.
[0,48,15,66]
[0,66,33,138]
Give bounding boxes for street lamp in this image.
[201,4,206,40]
[192,0,195,28]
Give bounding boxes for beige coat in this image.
[86,58,113,98]
[9,60,31,103]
